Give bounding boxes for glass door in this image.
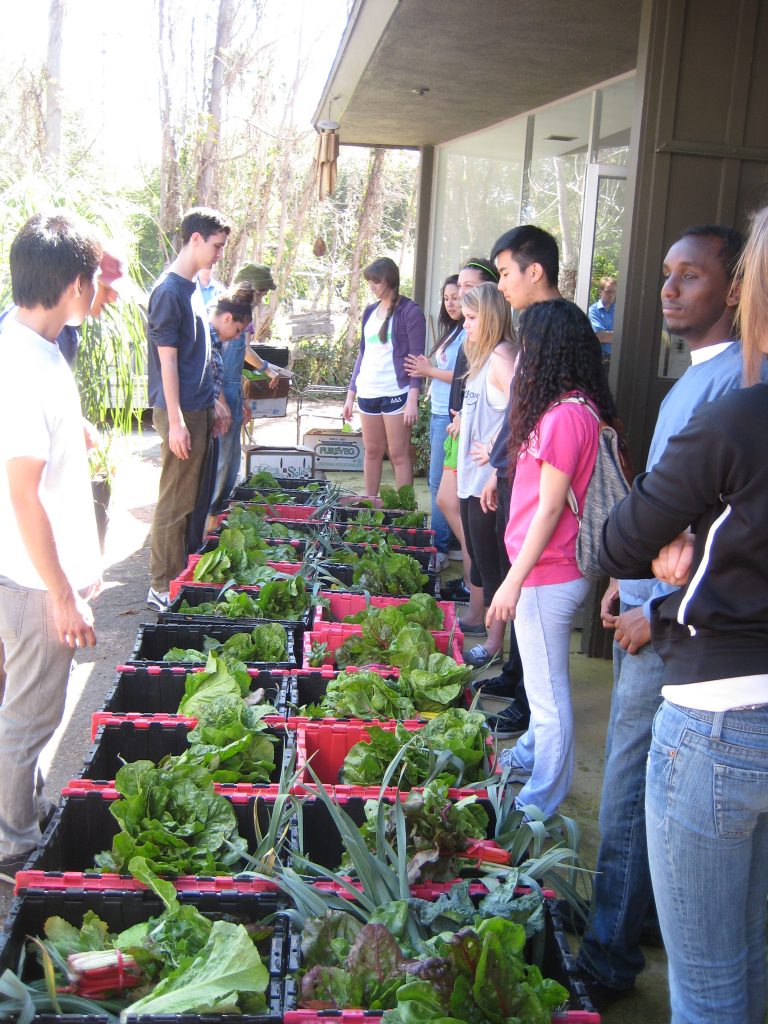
[575,163,628,371]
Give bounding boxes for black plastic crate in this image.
[28,786,288,874]
[332,506,428,528]
[316,561,438,597]
[289,795,497,873]
[129,623,298,670]
[80,719,293,784]
[197,536,307,559]
[285,671,331,709]
[101,666,288,717]
[159,585,315,634]
[281,893,595,1017]
[216,515,329,541]
[324,543,435,571]
[0,887,287,1021]
[231,488,325,505]
[330,524,436,548]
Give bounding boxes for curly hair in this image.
[507,299,617,457]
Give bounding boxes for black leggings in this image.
[459,495,504,606]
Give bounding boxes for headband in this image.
[463,260,500,282]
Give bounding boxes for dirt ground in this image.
[0,400,671,1021]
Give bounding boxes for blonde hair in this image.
[461,282,516,378]
[737,205,768,386]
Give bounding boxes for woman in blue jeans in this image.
[598,205,768,1024]
[404,274,464,568]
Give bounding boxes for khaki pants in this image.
[0,579,74,856]
[150,406,214,592]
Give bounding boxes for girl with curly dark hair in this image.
[487,298,616,814]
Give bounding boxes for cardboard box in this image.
[303,428,364,471]
[244,444,317,480]
[244,374,291,418]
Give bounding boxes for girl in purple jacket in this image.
[343,257,426,497]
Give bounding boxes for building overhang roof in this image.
[315,0,642,147]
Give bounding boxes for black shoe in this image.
[0,848,36,882]
[485,700,530,738]
[471,673,517,698]
[580,973,634,1012]
[441,578,471,603]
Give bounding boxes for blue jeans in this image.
[210,382,244,514]
[578,611,663,989]
[646,699,768,1024]
[429,413,452,553]
[507,576,590,815]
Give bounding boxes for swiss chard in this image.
[341,709,491,789]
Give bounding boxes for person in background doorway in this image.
[588,276,617,360]
[404,273,463,571]
[343,257,426,496]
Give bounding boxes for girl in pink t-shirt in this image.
[487,299,617,815]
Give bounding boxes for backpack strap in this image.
[557,395,600,519]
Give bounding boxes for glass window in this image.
[597,76,635,165]
[524,93,592,299]
[429,120,526,331]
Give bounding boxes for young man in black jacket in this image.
[576,225,748,1004]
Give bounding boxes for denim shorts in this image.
[357,392,409,416]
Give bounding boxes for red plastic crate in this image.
[170,554,301,599]
[219,503,327,522]
[293,721,419,787]
[15,872,279,894]
[303,623,464,671]
[91,709,286,741]
[314,591,458,632]
[294,722,495,797]
[63,779,287,800]
[285,1009,598,1023]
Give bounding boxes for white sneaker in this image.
[435,551,450,571]
[146,587,171,611]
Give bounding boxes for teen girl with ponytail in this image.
[343,257,426,497]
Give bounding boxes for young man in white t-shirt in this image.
[0,213,102,879]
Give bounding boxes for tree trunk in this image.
[345,147,386,348]
[45,0,65,168]
[157,0,181,257]
[554,156,577,299]
[197,0,235,205]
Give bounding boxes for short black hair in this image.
[10,213,101,310]
[180,207,231,244]
[679,224,745,280]
[490,225,559,287]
